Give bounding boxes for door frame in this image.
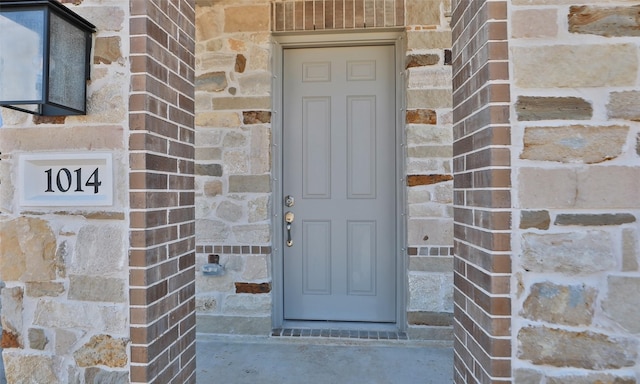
[271,29,407,331]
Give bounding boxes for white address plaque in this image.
[19,153,113,207]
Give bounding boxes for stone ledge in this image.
[569,5,640,37]
[406,109,437,124]
[522,282,596,326]
[516,96,592,121]
[407,174,453,186]
[517,326,638,370]
[521,125,628,164]
[406,54,440,68]
[235,282,271,294]
[520,210,550,230]
[243,111,271,124]
[554,213,636,226]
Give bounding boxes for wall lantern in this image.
[0,0,95,116]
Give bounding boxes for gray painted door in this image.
[282,45,396,322]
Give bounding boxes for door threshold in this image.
[282,320,399,331]
[274,321,406,341]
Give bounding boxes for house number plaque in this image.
[19,153,113,207]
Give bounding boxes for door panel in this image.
[283,45,396,322]
[302,97,331,198]
[347,220,376,295]
[348,96,376,198]
[302,220,331,294]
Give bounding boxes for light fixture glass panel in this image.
[49,11,87,112]
[0,9,45,103]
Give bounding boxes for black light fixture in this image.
[0,0,95,116]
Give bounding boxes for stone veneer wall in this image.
[0,1,132,382]
[193,0,456,338]
[194,0,275,334]
[0,0,198,382]
[451,1,512,382]
[510,2,640,382]
[404,0,455,339]
[128,1,197,383]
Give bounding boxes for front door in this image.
[282,45,396,323]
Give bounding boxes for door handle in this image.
[285,211,294,247]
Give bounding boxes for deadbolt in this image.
[285,195,295,207]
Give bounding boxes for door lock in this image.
[285,211,294,247]
[285,195,295,207]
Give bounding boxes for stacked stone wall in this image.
[510,2,640,382]
[404,0,455,340]
[194,0,274,334]
[194,0,456,337]
[0,1,131,382]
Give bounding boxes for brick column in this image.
[128,1,197,383]
[451,1,512,383]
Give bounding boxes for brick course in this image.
[272,0,405,31]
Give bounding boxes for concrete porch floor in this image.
[195,334,454,384]
[0,333,452,383]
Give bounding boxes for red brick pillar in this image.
[128,1,197,383]
[451,1,512,383]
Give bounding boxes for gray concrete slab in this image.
[196,334,454,384]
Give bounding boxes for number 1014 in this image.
[45,167,102,194]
